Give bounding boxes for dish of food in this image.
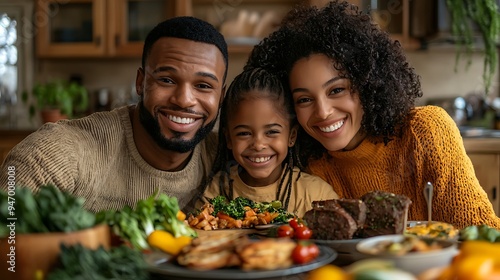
[147,245,337,279]
[356,234,458,275]
[406,221,459,240]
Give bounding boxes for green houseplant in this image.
[23,80,89,123]
[445,0,500,95]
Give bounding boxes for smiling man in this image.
[0,17,228,213]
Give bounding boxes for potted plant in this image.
[445,0,500,96]
[22,80,89,123]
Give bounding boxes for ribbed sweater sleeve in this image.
[307,105,500,229]
[0,106,217,213]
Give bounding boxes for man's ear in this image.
[135,67,145,96]
[289,125,299,147]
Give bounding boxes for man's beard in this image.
[138,101,217,153]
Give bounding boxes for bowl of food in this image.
[356,234,458,275]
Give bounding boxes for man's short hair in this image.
[142,16,228,81]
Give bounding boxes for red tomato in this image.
[295,226,313,240]
[289,218,303,230]
[292,241,320,264]
[277,225,295,238]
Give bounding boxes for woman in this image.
[244,0,500,229]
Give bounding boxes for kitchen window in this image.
[0,1,34,129]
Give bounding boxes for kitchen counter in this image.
[462,137,500,153]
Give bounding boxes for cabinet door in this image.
[108,0,177,57]
[468,154,500,216]
[36,0,106,57]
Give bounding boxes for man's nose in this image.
[171,84,196,108]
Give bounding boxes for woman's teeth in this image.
[249,156,271,163]
[169,115,195,124]
[320,120,345,132]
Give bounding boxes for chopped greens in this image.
[47,244,148,280]
[209,196,293,223]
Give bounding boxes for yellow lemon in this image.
[147,230,193,255]
[307,264,348,280]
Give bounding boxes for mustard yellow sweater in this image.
[308,105,500,229]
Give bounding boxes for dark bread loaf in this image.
[303,191,411,240]
[304,200,358,240]
[360,191,412,238]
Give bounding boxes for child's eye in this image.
[266,130,281,136]
[236,131,251,137]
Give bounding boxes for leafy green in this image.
[0,185,95,236]
[47,244,148,280]
[96,193,197,251]
[459,224,500,242]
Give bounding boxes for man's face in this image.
[136,37,226,153]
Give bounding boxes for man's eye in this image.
[158,77,174,84]
[196,83,213,89]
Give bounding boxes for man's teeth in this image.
[249,156,271,163]
[319,120,345,132]
[169,115,195,124]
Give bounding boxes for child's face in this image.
[225,95,297,187]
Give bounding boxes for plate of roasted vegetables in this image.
[187,196,294,233]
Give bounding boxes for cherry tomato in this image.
[277,224,295,238]
[295,226,313,240]
[292,241,320,264]
[289,218,301,229]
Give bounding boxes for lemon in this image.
[147,230,192,255]
[307,264,348,280]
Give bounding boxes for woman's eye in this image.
[295,97,312,104]
[330,87,345,95]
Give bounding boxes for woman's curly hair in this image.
[244,0,423,166]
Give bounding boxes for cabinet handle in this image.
[493,186,497,200]
[115,34,120,46]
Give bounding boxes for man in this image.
[0,17,228,212]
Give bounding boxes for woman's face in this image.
[289,54,364,151]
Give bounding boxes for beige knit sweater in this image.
[308,105,500,229]
[0,106,217,213]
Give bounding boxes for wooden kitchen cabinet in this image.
[464,139,500,217]
[468,154,500,216]
[36,0,190,58]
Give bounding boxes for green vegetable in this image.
[0,185,96,236]
[47,244,148,280]
[208,195,293,223]
[96,193,197,251]
[459,224,500,242]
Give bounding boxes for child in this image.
[198,68,339,217]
